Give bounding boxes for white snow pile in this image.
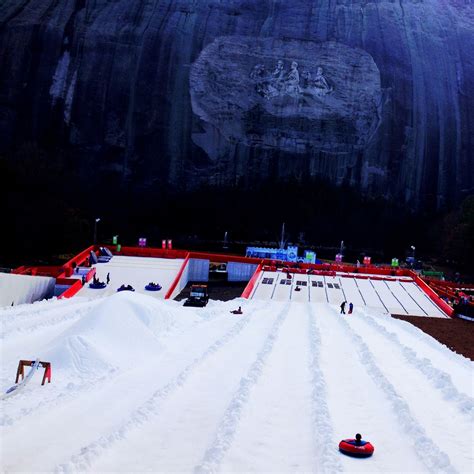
[0,294,472,473]
[43,292,176,375]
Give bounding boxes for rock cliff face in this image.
[0,0,473,210]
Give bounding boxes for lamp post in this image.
[223,231,229,250]
[411,245,416,259]
[93,218,101,245]
[279,222,286,249]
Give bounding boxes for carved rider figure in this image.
[259,59,285,99]
[285,61,301,95]
[272,60,285,82]
[313,66,331,93]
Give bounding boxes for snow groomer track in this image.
[1,293,472,473]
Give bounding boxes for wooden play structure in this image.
[15,359,51,386]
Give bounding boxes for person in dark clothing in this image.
[348,302,354,314]
[82,276,86,286]
[340,301,347,314]
[355,433,362,446]
[106,273,110,285]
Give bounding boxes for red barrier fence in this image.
[58,245,96,278]
[13,265,64,277]
[241,263,264,299]
[11,265,27,274]
[411,272,454,317]
[164,254,191,300]
[58,280,83,299]
[427,283,474,308]
[114,246,188,260]
[422,277,474,290]
[261,265,411,281]
[10,245,457,316]
[58,267,96,299]
[15,244,415,280]
[188,252,263,265]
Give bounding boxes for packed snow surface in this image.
[0,293,472,473]
[251,271,448,317]
[74,256,184,299]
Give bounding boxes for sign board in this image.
[286,246,298,262]
[304,251,316,264]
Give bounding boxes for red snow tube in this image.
[339,439,374,458]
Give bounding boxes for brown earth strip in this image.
[392,315,474,361]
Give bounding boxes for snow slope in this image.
[0,293,472,473]
[251,271,448,317]
[74,256,184,299]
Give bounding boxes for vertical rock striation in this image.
[0,0,472,210]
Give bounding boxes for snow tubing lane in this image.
[89,282,106,289]
[339,439,374,458]
[145,284,162,291]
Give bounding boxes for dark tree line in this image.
[1,144,473,275]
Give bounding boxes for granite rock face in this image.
[0,0,473,210]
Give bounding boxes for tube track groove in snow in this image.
[332,310,458,474]
[0,298,91,320]
[194,303,290,473]
[375,313,472,370]
[0,305,93,341]
[356,312,473,418]
[307,305,343,473]
[0,370,119,428]
[54,312,256,473]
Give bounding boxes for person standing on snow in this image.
[340,301,347,314]
[348,302,354,314]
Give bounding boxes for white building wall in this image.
[227,262,258,282]
[0,273,55,307]
[188,259,209,281]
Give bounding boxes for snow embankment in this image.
[43,292,180,375]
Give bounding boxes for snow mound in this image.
[42,292,174,374]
